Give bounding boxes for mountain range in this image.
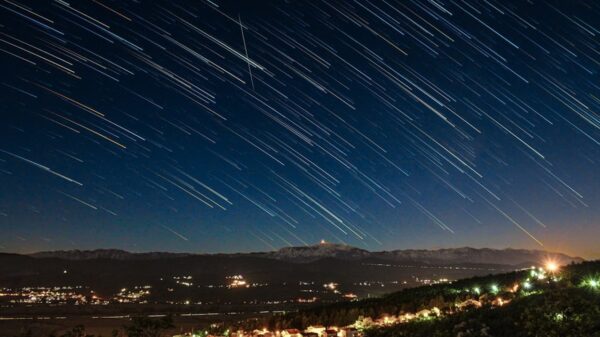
[0,243,583,307]
[27,243,583,266]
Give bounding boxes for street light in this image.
[585,278,599,289]
[545,261,559,273]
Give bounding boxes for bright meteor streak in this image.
[0,149,83,186]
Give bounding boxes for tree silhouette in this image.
[123,315,175,337]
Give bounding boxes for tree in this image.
[59,325,95,337]
[123,315,175,337]
[13,329,32,337]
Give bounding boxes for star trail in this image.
[0,0,598,257]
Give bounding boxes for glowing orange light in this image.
[545,261,559,273]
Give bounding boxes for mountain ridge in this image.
[25,243,584,266]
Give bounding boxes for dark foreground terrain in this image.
[0,245,589,337]
[263,260,600,337]
[1,315,220,337]
[4,260,599,337]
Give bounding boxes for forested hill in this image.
[367,286,600,337]
[254,260,600,336]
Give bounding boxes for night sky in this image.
[0,0,598,258]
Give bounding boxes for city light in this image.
[545,261,559,273]
[324,282,338,290]
[227,275,248,288]
[583,278,599,289]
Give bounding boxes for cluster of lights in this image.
[417,278,450,285]
[227,275,248,288]
[216,260,597,337]
[343,293,358,299]
[297,297,318,303]
[354,281,386,287]
[518,261,562,293]
[114,286,151,303]
[324,282,338,290]
[456,262,569,303]
[173,276,194,287]
[582,277,599,290]
[0,286,93,305]
[457,261,599,305]
[236,260,597,337]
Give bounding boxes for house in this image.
[398,313,415,322]
[353,316,374,330]
[324,329,339,337]
[305,325,326,336]
[252,329,272,337]
[492,297,510,307]
[376,315,397,325]
[415,309,432,318]
[340,328,358,337]
[456,298,482,310]
[281,329,302,337]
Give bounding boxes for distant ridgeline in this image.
[243,260,600,337]
[27,244,583,266]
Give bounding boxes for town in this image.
[0,272,455,307]
[169,261,599,337]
